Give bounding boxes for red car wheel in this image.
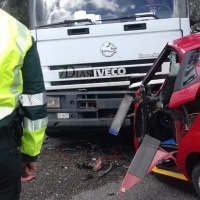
[192,162,200,197]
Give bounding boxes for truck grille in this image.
[44,59,160,90]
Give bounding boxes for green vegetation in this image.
[10,0,29,27]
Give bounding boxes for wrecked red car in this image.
[112,33,200,196]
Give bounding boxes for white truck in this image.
[5,0,191,134]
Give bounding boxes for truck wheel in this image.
[192,162,200,197]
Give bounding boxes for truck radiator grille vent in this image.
[44,59,163,90]
[51,77,132,86]
[49,59,155,70]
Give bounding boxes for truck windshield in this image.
[29,0,188,29]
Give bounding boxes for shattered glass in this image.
[169,51,179,77]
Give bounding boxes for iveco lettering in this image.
[94,68,126,77]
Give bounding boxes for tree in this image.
[189,0,200,22]
[10,0,29,27]
[188,0,200,30]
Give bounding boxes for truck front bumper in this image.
[46,90,134,130]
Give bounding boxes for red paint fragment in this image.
[114,151,121,155]
[108,156,115,160]
[93,158,102,171]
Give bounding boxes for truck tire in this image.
[192,162,200,197]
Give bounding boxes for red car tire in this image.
[192,162,200,197]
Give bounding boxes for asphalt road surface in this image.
[72,174,199,200]
[20,131,199,200]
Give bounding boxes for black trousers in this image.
[0,130,22,200]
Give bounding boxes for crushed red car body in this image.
[120,33,200,196]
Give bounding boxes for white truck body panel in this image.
[34,18,189,90]
[37,18,182,67]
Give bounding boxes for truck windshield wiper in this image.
[97,15,137,22]
[37,18,95,29]
[97,13,158,22]
[135,12,159,19]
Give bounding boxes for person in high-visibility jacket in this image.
[0,8,48,200]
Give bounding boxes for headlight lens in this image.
[47,96,60,108]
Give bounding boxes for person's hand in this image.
[22,162,37,178]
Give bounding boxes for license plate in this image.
[57,113,69,119]
[109,94,133,136]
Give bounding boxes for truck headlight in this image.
[47,96,60,108]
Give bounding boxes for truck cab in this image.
[28,0,190,134]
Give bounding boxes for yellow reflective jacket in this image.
[0,9,47,159]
